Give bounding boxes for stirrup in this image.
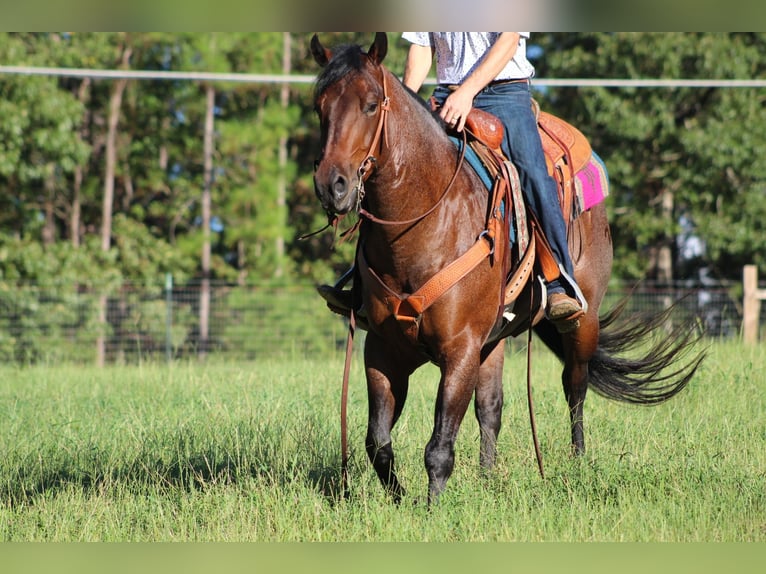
[317,284,353,315]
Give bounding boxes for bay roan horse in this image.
[311,33,703,504]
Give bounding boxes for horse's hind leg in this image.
[562,311,600,455]
[364,335,416,502]
[475,342,505,470]
[535,312,598,455]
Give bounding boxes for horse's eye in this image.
[364,101,378,115]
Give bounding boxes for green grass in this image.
[0,341,764,541]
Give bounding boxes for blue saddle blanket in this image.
[449,136,495,191]
[449,136,515,244]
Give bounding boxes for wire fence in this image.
[0,279,757,365]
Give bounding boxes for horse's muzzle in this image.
[314,165,357,215]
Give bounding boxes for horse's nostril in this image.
[332,174,347,199]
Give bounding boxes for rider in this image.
[318,32,583,328]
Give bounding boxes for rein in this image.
[340,307,356,499]
[357,134,468,228]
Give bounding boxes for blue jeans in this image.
[433,83,575,293]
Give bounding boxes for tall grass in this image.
[0,341,763,541]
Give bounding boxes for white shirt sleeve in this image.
[402,32,431,47]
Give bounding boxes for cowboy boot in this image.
[546,292,584,333]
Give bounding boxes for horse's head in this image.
[311,33,389,217]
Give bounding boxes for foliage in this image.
[0,279,354,364]
[1,33,765,363]
[0,236,119,362]
[215,283,348,359]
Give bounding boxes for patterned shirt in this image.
[402,32,535,85]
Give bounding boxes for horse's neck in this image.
[363,87,488,277]
[368,83,463,217]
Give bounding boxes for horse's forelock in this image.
[313,43,444,141]
[314,44,368,101]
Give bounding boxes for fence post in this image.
[165,272,173,362]
[743,265,765,344]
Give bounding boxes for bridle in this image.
[302,64,469,246]
[351,69,391,213]
[335,66,469,233]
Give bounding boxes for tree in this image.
[0,34,90,244]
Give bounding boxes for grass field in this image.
[0,340,764,542]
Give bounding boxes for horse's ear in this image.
[311,34,332,67]
[367,32,388,65]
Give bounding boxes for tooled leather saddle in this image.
[462,100,593,229]
[455,101,595,308]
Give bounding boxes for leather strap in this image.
[358,173,508,344]
[530,216,561,283]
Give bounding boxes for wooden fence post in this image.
[743,265,766,344]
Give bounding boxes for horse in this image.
[310,33,704,504]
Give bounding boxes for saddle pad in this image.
[449,136,516,245]
[449,136,494,191]
[538,110,592,176]
[574,151,609,215]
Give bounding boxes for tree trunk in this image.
[97,48,131,367]
[237,238,246,286]
[71,77,91,248]
[71,165,82,248]
[101,76,128,253]
[657,186,675,330]
[657,187,674,285]
[199,83,215,359]
[42,166,56,246]
[274,32,291,279]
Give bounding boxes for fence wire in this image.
[0,280,756,365]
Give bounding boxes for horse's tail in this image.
[587,297,706,404]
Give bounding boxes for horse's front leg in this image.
[475,342,505,470]
[364,333,418,503]
[425,346,481,504]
